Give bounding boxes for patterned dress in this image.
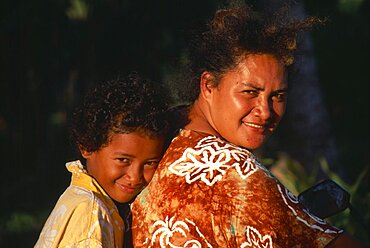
[132,129,342,248]
[35,160,124,248]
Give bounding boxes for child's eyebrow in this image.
[113,152,162,160]
[113,152,132,157]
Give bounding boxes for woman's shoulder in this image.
[173,129,260,164]
[175,129,251,152]
[164,129,273,186]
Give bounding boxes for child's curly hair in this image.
[69,73,170,153]
[183,5,324,102]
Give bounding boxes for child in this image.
[35,73,170,247]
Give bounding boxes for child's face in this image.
[82,131,165,203]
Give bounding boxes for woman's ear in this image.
[80,149,92,159]
[199,71,215,101]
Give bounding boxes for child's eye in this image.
[116,158,130,164]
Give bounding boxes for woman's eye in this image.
[242,90,258,96]
[145,161,159,168]
[244,90,256,94]
[272,93,287,102]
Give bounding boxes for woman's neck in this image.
[185,100,220,137]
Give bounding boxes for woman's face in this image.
[206,54,287,149]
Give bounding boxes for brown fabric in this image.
[132,129,341,247]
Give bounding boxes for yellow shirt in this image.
[35,160,124,248]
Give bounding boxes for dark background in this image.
[0,0,369,246]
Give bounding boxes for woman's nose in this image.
[254,98,272,121]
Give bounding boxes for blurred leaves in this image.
[4,213,40,233]
[270,153,318,195]
[0,211,47,245]
[66,0,89,21]
[338,0,364,14]
[0,0,368,247]
[49,111,67,126]
[320,158,369,196]
[270,154,370,243]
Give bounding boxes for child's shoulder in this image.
[61,185,111,213]
[35,186,118,247]
[63,185,95,203]
[46,185,116,230]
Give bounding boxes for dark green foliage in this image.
[0,0,368,246]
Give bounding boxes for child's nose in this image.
[125,164,143,185]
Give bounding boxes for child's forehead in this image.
[102,132,165,157]
[108,129,165,142]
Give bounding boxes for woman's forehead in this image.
[219,54,287,86]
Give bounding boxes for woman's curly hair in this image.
[69,73,170,153]
[184,5,323,102]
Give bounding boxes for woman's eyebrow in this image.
[240,82,288,92]
[274,87,288,92]
[240,82,263,90]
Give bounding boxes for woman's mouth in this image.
[242,121,276,133]
[243,122,264,129]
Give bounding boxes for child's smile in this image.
[83,131,165,203]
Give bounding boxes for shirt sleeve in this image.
[214,167,342,247]
[69,238,103,248]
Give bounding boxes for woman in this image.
[131,5,365,248]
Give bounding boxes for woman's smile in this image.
[203,54,287,150]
